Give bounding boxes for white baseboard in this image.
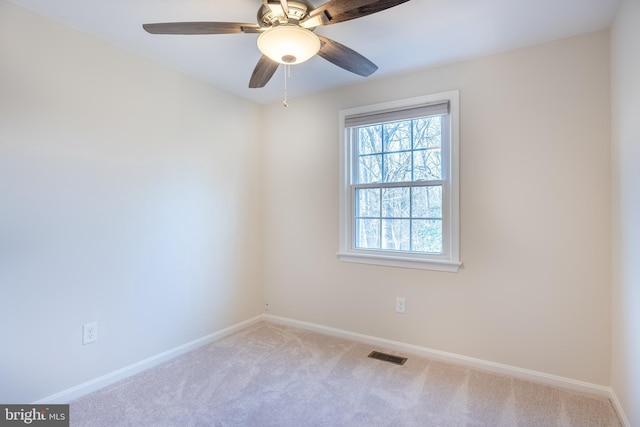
[609,389,631,427]
[35,313,631,426]
[34,315,263,404]
[264,314,615,399]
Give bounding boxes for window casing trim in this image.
[337,91,461,272]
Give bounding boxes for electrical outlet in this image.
[395,297,406,314]
[83,322,98,345]
[264,299,270,312]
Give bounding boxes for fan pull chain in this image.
[283,64,290,107]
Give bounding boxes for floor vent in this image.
[368,351,407,365]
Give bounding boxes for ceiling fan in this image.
[143,0,411,89]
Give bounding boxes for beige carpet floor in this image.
[70,321,621,426]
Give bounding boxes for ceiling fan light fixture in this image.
[257,24,320,65]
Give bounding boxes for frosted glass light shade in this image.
[257,24,321,65]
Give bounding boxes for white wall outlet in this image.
[83,322,98,345]
[264,299,270,312]
[395,297,406,314]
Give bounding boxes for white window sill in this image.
[337,252,462,272]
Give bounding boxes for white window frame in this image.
[337,90,461,272]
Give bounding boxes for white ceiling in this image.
[7,0,621,104]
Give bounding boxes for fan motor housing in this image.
[258,1,314,26]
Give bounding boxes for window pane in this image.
[382,187,410,218]
[413,149,441,180]
[358,154,382,184]
[413,116,442,149]
[358,125,382,154]
[412,186,442,219]
[356,219,380,249]
[356,188,380,218]
[383,152,411,183]
[411,220,443,253]
[342,92,458,268]
[382,219,410,250]
[384,121,411,152]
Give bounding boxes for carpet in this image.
[70,321,621,426]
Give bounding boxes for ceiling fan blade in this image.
[305,0,410,26]
[143,22,261,35]
[249,56,280,88]
[317,36,378,77]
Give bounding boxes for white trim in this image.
[33,315,263,404]
[264,314,614,399]
[33,313,631,426]
[338,90,461,271]
[337,251,462,272]
[609,389,631,427]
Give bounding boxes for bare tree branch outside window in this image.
[354,116,443,254]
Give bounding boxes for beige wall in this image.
[0,0,620,406]
[0,2,263,403]
[611,0,640,424]
[263,31,612,385]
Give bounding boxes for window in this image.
[338,91,460,272]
